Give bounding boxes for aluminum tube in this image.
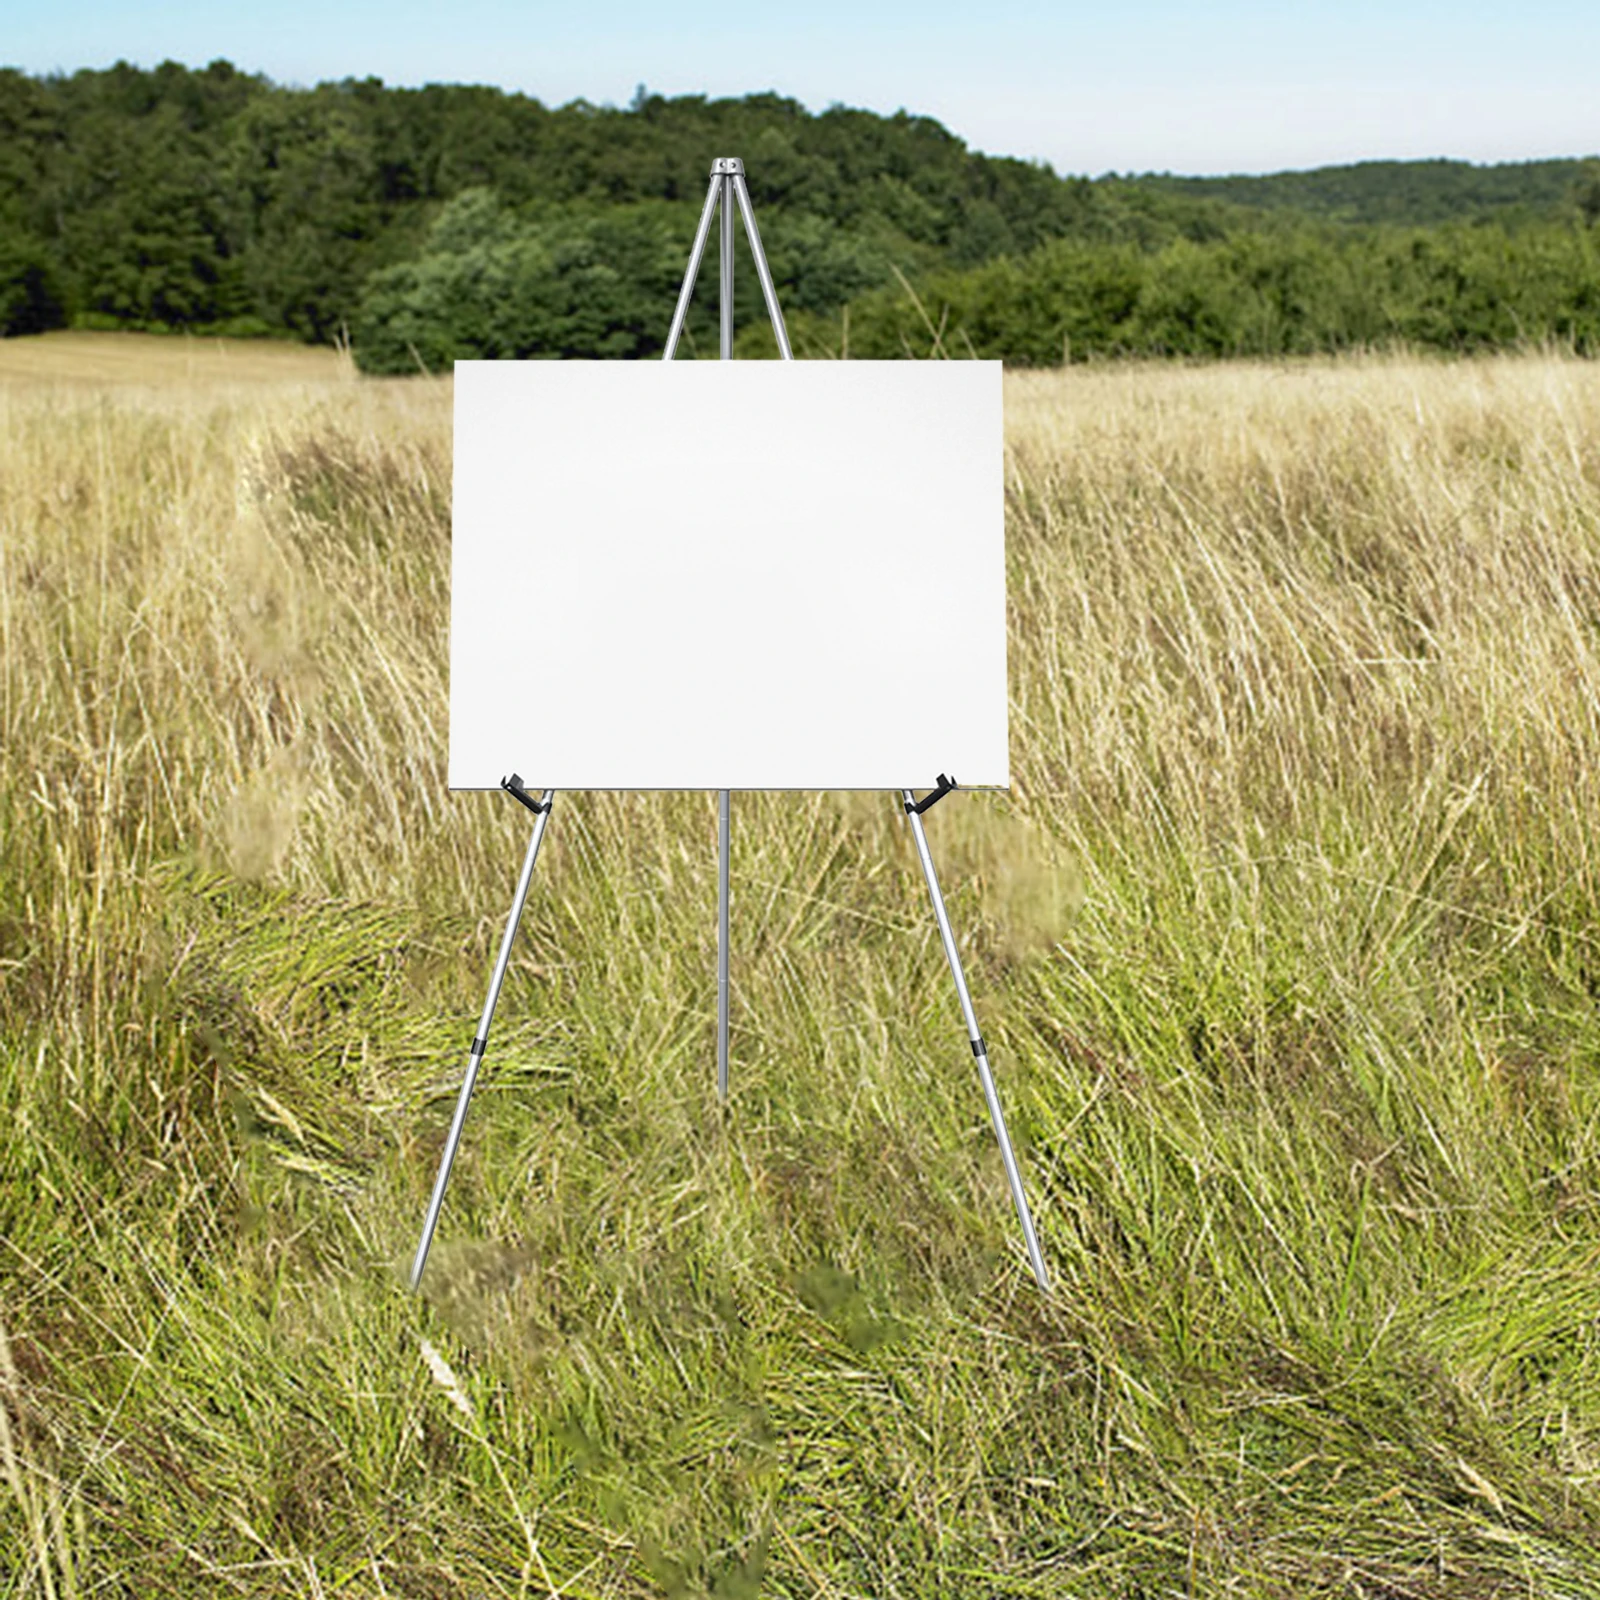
[663,174,722,360]
[410,792,555,1289]
[716,168,735,1096]
[718,790,730,1099]
[731,174,793,360]
[719,174,735,358]
[902,791,1051,1293]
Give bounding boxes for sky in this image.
[7,0,1599,178]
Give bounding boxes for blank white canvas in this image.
[449,360,1009,790]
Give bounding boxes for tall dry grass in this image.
[3,337,1600,1595]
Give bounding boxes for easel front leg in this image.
[410,785,555,1289]
[901,786,1051,1294]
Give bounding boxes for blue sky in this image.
[7,0,1598,177]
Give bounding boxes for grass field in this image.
[4,333,1600,1596]
[0,331,352,388]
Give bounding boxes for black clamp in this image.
[501,773,551,814]
[904,774,958,816]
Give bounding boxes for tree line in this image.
[1,59,1596,366]
[774,222,1600,363]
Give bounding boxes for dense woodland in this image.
[1,59,1597,368]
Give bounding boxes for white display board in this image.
[449,360,1009,790]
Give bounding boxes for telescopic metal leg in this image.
[719,168,735,359]
[901,791,1051,1293]
[715,166,735,1098]
[731,173,793,360]
[662,173,723,361]
[718,790,730,1099]
[409,792,555,1289]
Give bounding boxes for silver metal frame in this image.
[903,793,1051,1292]
[663,157,792,364]
[718,789,731,1099]
[409,158,1050,1295]
[410,791,554,1288]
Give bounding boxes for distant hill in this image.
[0,60,1245,347]
[0,61,1595,365]
[1139,157,1599,227]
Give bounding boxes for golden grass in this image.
[4,336,1600,1594]
[0,330,352,390]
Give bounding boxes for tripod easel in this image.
[409,159,1050,1294]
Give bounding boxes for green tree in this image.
[352,191,698,370]
[1575,161,1600,228]
[0,232,65,334]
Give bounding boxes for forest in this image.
[1,58,1597,368]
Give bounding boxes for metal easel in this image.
[408,159,1050,1294]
